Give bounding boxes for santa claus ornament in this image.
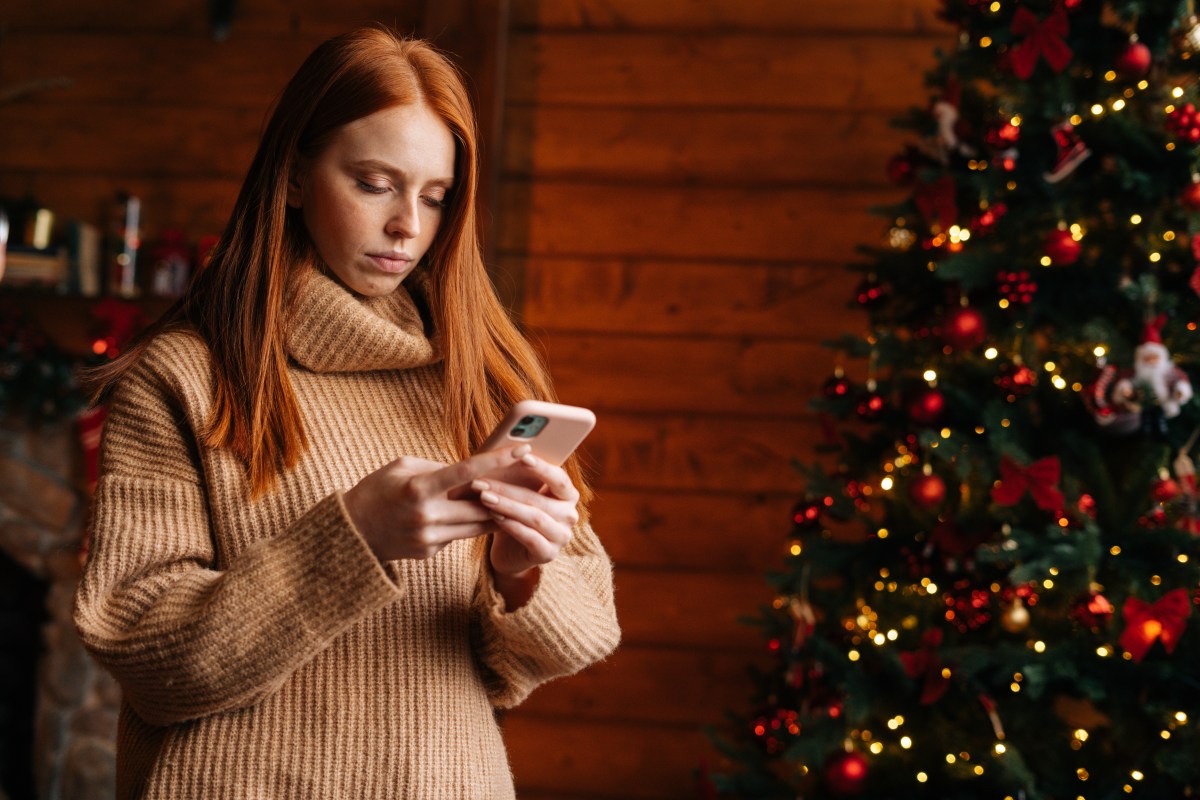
[1097,317,1194,436]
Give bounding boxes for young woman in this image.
[74,27,620,799]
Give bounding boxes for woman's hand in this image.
[470,452,580,608]
[343,445,536,562]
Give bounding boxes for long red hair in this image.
[91,28,591,511]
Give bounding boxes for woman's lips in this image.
[367,254,412,273]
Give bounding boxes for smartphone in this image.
[479,400,596,466]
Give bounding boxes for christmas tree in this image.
[711,1,1200,798]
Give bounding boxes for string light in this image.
[985,347,999,359]
[901,736,913,749]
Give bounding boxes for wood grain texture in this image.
[512,0,950,34]
[498,180,899,263]
[503,105,907,186]
[517,257,861,338]
[592,488,792,573]
[507,31,945,112]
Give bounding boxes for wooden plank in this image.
[614,570,772,650]
[512,0,951,35]
[516,645,766,726]
[0,32,317,108]
[1,0,424,36]
[0,173,240,240]
[507,32,943,112]
[498,181,898,264]
[0,105,264,180]
[503,106,908,186]
[541,334,829,416]
[516,257,861,338]
[505,715,724,799]
[592,489,792,573]
[582,412,821,494]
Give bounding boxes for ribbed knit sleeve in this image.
[471,521,620,708]
[73,340,402,727]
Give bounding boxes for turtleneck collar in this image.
[285,268,441,373]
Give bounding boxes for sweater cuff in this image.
[282,492,403,641]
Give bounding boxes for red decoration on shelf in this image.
[1070,590,1114,630]
[943,307,987,350]
[1009,7,1073,79]
[909,472,948,510]
[823,751,869,796]
[1043,228,1082,265]
[907,386,946,425]
[1115,38,1152,79]
[992,455,1065,511]
[1120,589,1192,662]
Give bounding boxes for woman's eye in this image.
[422,195,447,209]
[356,180,388,195]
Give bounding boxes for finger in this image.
[478,489,573,546]
[470,478,580,527]
[417,445,533,495]
[492,521,561,564]
[509,453,581,502]
[418,521,494,549]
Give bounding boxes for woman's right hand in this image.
[343,444,532,562]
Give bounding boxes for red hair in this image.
[91,28,591,512]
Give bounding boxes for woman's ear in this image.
[286,161,304,209]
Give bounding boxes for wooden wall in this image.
[498,1,951,797]
[1,0,951,796]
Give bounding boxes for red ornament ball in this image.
[1182,180,1200,210]
[824,750,869,797]
[943,307,988,350]
[909,472,947,510]
[1167,104,1200,144]
[1070,591,1114,630]
[855,276,889,307]
[792,500,823,532]
[856,389,886,420]
[1043,229,1082,265]
[1115,39,1152,79]
[1153,477,1182,504]
[907,386,946,425]
[822,374,852,398]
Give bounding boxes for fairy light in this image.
[1132,771,1144,781]
[985,347,999,359]
[1094,345,1107,357]
[998,298,1010,309]
[1091,103,1104,116]
[881,476,894,491]
[1044,361,1057,371]
[901,736,913,749]
[1071,114,1083,125]
[1178,554,1188,563]
[1104,70,1117,81]
[870,741,884,754]
[1113,99,1126,111]
[1044,578,1056,589]
[916,771,928,782]
[1165,231,1177,241]
[1097,646,1111,657]
[926,582,939,595]
[1052,376,1067,389]
[1151,575,1162,586]
[1161,729,1172,739]
[995,743,1006,754]
[974,766,985,775]
[1075,729,1089,742]
[940,427,952,438]
[1131,214,1143,224]
[1137,80,1147,90]
[1176,711,1188,724]
[979,36,992,47]
[848,649,860,662]
[1033,640,1047,653]
[887,629,898,641]
[924,369,938,382]
[877,527,889,539]
[1079,768,1090,780]
[1041,255,1053,266]
[790,542,802,556]
[1149,252,1162,262]
[1174,86,1186,98]
[1111,545,1122,555]
[946,754,957,764]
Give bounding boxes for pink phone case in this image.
[479,400,596,466]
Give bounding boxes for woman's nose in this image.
[386,197,419,240]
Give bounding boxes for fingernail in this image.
[481,491,500,504]
[471,480,488,492]
[492,513,507,521]
[514,444,532,457]
[521,453,538,467]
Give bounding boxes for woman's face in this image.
[288,102,456,297]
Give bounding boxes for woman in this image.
[74,27,620,799]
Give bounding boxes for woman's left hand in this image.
[470,452,580,605]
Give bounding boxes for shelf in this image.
[0,288,174,359]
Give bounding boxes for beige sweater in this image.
[74,269,620,799]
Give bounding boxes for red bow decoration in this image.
[915,176,958,228]
[991,455,1065,510]
[1010,7,1073,80]
[1120,589,1192,662]
[900,629,950,704]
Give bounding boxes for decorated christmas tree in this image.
[711,1,1200,798]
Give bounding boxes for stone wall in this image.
[0,419,118,800]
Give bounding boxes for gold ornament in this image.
[1001,598,1031,633]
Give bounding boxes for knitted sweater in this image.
[73,269,621,799]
